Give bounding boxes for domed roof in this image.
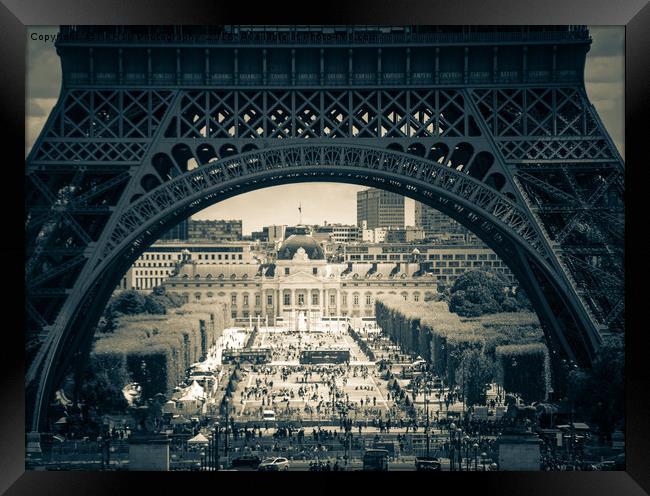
[277,234,325,261]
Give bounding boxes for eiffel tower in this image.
[25,26,624,438]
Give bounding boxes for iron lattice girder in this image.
[97,143,547,265]
[169,88,478,139]
[24,67,624,433]
[27,254,87,289]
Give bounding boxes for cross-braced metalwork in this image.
[25,26,624,435]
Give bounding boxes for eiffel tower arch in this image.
[25,26,624,434]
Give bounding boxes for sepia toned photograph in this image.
[24,24,626,473]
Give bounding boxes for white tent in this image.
[182,380,205,400]
[188,433,209,445]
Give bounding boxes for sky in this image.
[26,26,624,234]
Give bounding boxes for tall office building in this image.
[414,202,471,239]
[357,188,405,230]
[159,218,189,241]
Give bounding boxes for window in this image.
[342,293,347,305]
[414,293,420,302]
[267,294,273,306]
[366,294,372,305]
[312,267,318,275]
[330,294,335,305]
[285,268,290,275]
[284,293,291,306]
[402,293,408,301]
[353,294,359,306]
[239,254,243,260]
[243,295,249,306]
[231,294,237,305]
[312,293,318,305]
[298,293,305,306]
[255,294,261,306]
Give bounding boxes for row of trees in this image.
[75,299,230,423]
[375,295,550,406]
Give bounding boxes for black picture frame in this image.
[3,0,648,494]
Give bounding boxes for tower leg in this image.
[26,431,43,455]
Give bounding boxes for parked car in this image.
[232,454,261,468]
[415,456,442,471]
[258,457,290,471]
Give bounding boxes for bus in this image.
[362,449,389,471]
[299,349,350,364]
[222,348,272,364]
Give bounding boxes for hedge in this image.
[495,343,551,403]
[375,296,545,388]
[91,300,229,401]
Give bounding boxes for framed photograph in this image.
[2,0,647,494]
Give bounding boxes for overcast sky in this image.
[26,26,624,234]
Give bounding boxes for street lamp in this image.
[480,452,487,471]
[448,422,456,471]
[223,398,230,463]
[473,442,479,471]
[456,429,463,471]
[463,435,470,471]
[214,422,220,471]
[207,433,213,470]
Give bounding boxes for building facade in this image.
[163,233,440,324]
[119,241,257,291]
[357,188,405,230]
[188,219,243,242]
[342,243,514,285]
[314,224,361,244]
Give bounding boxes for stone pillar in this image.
[336,290,342,318]
[321,288,325,319]
[128,434,170,471]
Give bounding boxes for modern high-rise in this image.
[413,202,486,246]
[357,188,405,230]
[159,218,189,241]
[188,219,243,242]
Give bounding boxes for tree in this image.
[448,269,525,317]
[568,334,624,443]
[78,356,131,416]
[107,290,146,315]
[456,348,494,407]
[144,295,166,315]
